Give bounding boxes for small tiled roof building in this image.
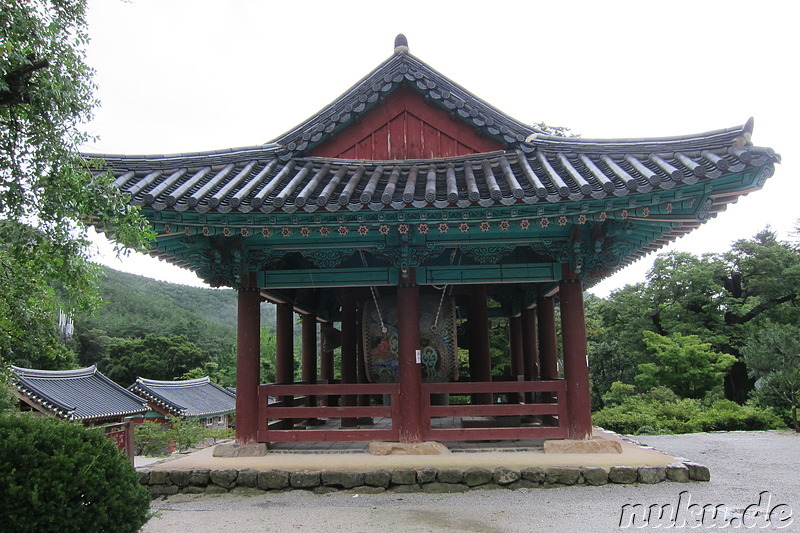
[129,377,236,429]
[10,365,148,424]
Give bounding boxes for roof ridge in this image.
[135,376,212,386]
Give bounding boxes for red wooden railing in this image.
[103,419,135,463]
[421,380,569,441]
[258,383,400,442]
[256,380,568,443]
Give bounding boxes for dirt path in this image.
[142,431,799,532]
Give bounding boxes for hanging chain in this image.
[431,248,459,332]
[360,251,387,333]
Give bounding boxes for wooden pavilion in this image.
[85,36,779,446]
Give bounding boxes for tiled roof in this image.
[10,365,148,422]
[129,376,236,418]
[86,118,777,216]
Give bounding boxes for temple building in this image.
[85,36,779,446]
[129,376,236,429]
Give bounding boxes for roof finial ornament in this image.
[394,34,409,54]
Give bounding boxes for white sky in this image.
[83,0,799,297]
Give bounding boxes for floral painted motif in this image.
[459,222,470,233]
[621,209,629,219]
[337,225,349,236]
[438,222,449,234]
[281,227,292,238]
[223,227,232,237]
[398,224,410,235]
[578,214,587,225]
[599,212,607,222]
[417,223,429,235]
[241,227,250,237]
[357,225,369,236]
[499,220,510,231]
[319,226,330,237]
[666,203,673,214]
[480,221,491,232]
[261,227,271,238]
[558,216,568,226]
[202,226,210,236]
[519,219,530,230]
[642,207,650,218]
[300,226,311,237]
[379,224,390,235]
[539,218,550,228]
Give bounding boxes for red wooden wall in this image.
[310,85,503,160]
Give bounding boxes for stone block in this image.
[507,479,539,490]
[581,467,608,486]
[472,483,504,491]
[544,438,622,454]
[609,466,638,484]
[392,484,422,493]
[493,467,520,485]
[546,467,581,485]
[313,486,339,495]
[416,467,438,484]
[137,469,150,485]
[180,486,206,495]
[149,471,171,486]
[290,471,321,489]
[463,467,493,487]
[169,470,191,488]
[521,467,546,483]
[258,470,290,490]
[391,468,417,485]
[422,482,469,493]
[205,485,228,494]
[437,469,464,484]
[209,469,238,489]
[369,441,451,456]
[212,443,268,457]
[666,463,690,482]
[638,466,666,484]
[322,471,365,489]
[149,484,179,497]
[684,462,711,482]
[364,470,391,488]
[189,469,210,486]
[237,468,259,488]
[350,485,386,494]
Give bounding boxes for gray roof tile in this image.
[129,377,236,418]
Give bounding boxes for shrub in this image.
[169,418,205,452]
[0,414,151,533]
[592,389,785,435]
[134,420,171,456]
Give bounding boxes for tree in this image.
[103,334,208,385]
[742,322,800,432]
[636,331,736,399]
[0,1,152,367]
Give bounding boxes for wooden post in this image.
[319,322,334,407]
[275,302,294,427]
[397,269,423,443]
[301,313,317,408]
[509,314,524,404]
[468,284,493,404]
[521,307,539,403]
[236,288,261,444]
[340,297,358,427]
[537,297,558,380]
[560,274,593,440]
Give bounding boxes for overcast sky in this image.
[83,0,798,297]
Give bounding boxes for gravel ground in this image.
[141,431,799,532]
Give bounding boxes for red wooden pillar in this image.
[275,302,294,428]
[560,274,593,440]
[509,314,524,403]
[468,284,492,404]
[319,322,334,406]
[301,313,317,408]
[537,297,559,426]
[397,269,423,443]
[521,307,539,403]
[340,297,358,427]
[236,288,261,444]
[537,297,558,381]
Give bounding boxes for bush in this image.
[592,389,786,435]
[169,418,205,452]
[0,414,150,533]
[134,420,171,456]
